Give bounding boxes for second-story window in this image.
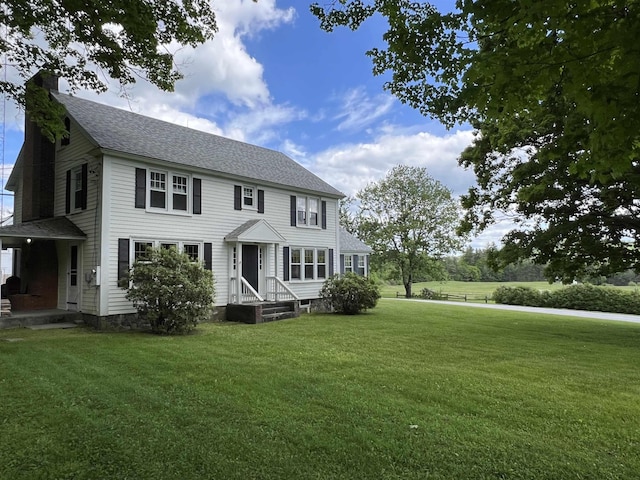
[136,168,200,215]
[173,175,188,211]
[243,187,254,207]
[292,195,323,228]
[150,171,166,209]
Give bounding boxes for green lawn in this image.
[1,300,639,479]
[380,280,617,300]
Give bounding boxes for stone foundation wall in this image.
[82,306,226,331]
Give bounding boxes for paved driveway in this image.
[386,297,640,324]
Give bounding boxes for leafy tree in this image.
[312,1,640,281]
[355,165,463,298]
[124,246,215,334]
[2,0,218,140]
[339,196,359,234]
[320,272,380,314]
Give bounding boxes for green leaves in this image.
[124,246,215,334]
[2,0,217,139]
[313,1,640,280]
[355,165,464,297]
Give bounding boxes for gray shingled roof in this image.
[340,228,372,253]
[52,91,344,198]
[0,217,86,240]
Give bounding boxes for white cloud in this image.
[308,129,477,197]
[333,87,395,132]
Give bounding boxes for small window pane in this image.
[134,242,153,260]
[173,193,187,211]
[309,198,318,226]
[150,172,166,190]
[243,187,254,206]
[292,265,301,279]
[297,197,307,224]
[184,244,199,262]
[150,190,166,208]
[305,264,314,279]
[161,243,177,250]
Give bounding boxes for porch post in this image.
[0,238,3,284]
[236,241,242,304]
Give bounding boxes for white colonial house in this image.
[0,73,345,326]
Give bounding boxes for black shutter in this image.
[135,168,146,209]
[258,189,264,213]
[365,255,369,276]
[80,163,88,210]
[329,249,334,277]
[290,196,296,226]
[340,254,345,275]
[193,178,202,214]
[283,247,290,281]
[321,200,327,229]
[117,238,130,287]
[204,243,212,271]
[234,185,242,210]
[65,170,71,214]
[354,255,359,275]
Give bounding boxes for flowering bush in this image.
[124,246,215,334]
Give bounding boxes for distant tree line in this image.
[371,245,640,286]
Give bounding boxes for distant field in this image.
[380,280,636,301]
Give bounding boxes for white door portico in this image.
[224,219,297,304]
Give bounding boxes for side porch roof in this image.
[0,217,86,247]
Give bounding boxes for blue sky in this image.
[0,0,506,247]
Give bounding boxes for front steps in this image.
[226,301,300,324]
[0,309,84,330]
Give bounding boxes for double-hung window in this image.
[243,187,254,207]
[289,247,328,281]
[291,248,302,280]
[147,170,191,213]
[173,175,188,211]
[304,249,315,279]
[150,171,167,209]
[72,167,84,210]
[291,195,325,228]
[344,255,353,273]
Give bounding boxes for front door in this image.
[67,244,79,311]
[242,244,259,292]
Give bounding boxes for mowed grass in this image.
[381,280,596,299]
[1,300,639,479]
